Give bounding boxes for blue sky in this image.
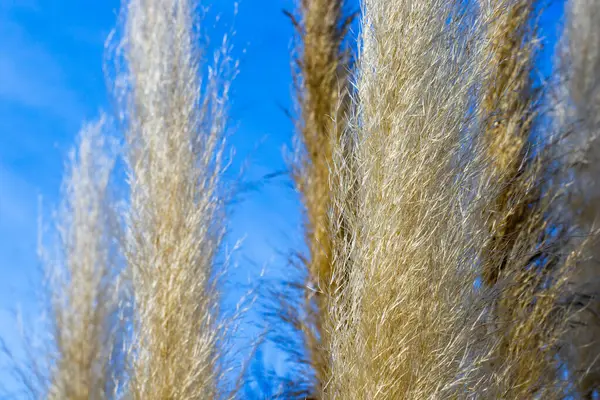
[0,0,309,395]
[0,0,566,397]
[0,1,121,357]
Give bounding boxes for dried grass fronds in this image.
[7,116,123,400]
[290,0,353,286]
[479,0,538,288]
[474,1,566,395]
[555,0,600,396]
[476,191,574,398]
[113,0,238,397]
[287,0,355,392]
[324,1,497,397]
[467,0,600,396]
[48,118,122,400]
[46,117,122,400]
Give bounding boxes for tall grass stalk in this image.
[287,0,354,394]
[15,117,123,400]
[326,1,496,397]
[114,0,237,397]
[556,0,600,396]
[475,1,568,395]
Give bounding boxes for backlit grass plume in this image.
[114,0,237,397]
[556,0,600,396]
[8,117,123,400]
[47,117,121,400]
[286,0,354,393]
[325,1,497,397]
[479,0,538,288]
[475,1,568,395]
